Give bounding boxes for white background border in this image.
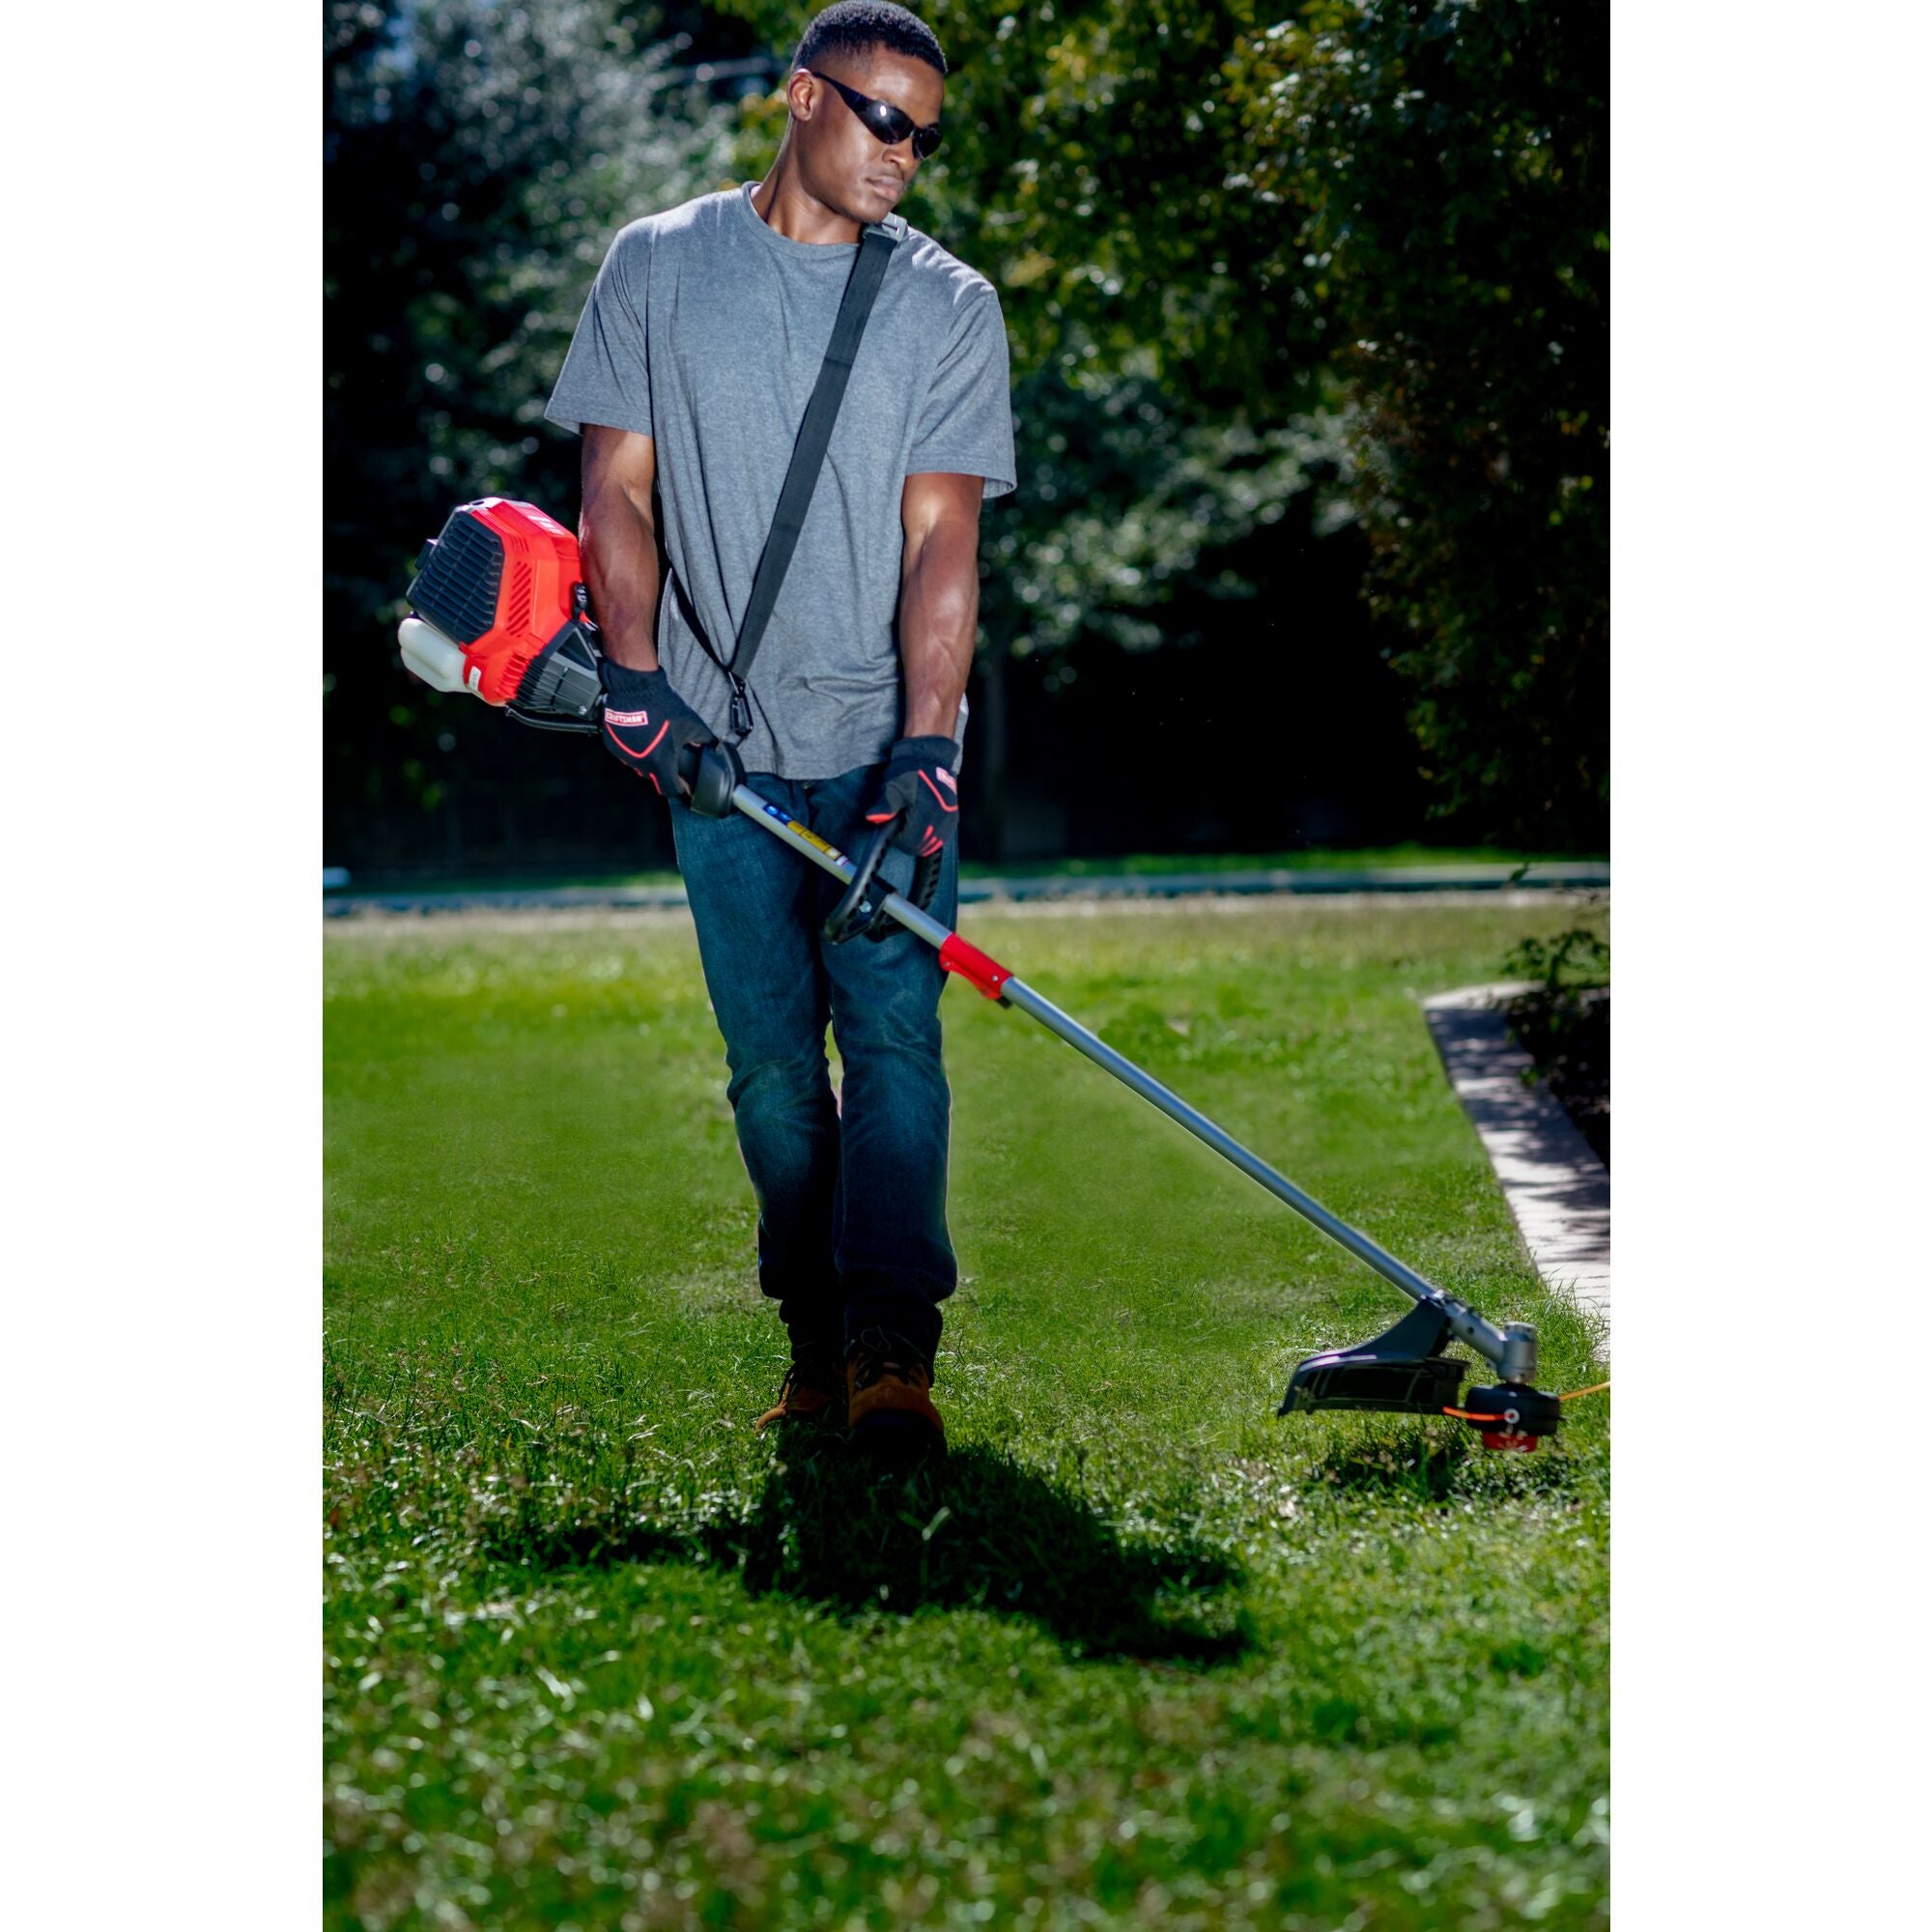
[8,1,318,1921]
[7,1,1929,1922]
[1612,0,1926,1918]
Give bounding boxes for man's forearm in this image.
[580,472,663,672]
[897,518,980,739]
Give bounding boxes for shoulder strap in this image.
[722,220,899,740]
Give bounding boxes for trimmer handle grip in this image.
[823,811,945,944]
[678,738,745,816]
[824,815,897,943]
[819,811,900,939]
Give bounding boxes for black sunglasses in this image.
[805,69,943,160]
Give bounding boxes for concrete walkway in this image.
[325,859,1608,918]
[1422,982,1611,1353]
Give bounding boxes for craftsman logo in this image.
[605,708,652,728]
[934,767,956,793]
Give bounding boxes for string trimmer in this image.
[401,498,1577,1450]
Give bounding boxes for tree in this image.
[845,0,1610,847]
[721,0,1605,846]
[716,2,1378,855]
[1231,0,1608,844]
[325,0,734,871]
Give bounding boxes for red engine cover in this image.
[410,498,583,707]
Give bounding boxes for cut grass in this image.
[325,895,1609,1929]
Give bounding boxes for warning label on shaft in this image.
[762,804,845,865]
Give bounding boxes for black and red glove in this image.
[599,660,711,797]
[867,734,961,863]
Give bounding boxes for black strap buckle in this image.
[726,673,753,742]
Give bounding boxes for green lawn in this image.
[325,895,1609,1929]
[964,845,1606,880]
[328,843,1605,897]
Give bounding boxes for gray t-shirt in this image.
[546,184,1016,779]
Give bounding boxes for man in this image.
[545,3,1015,1456]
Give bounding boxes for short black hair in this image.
[792,3,947,82]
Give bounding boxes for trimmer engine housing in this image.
[406,498,603,731]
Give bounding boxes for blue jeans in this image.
[668,763,957,1369]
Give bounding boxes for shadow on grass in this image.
[495,1442,1252,1666]
[1316,1427,1470,1502]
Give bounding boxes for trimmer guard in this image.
[1278,1301,1468,1417]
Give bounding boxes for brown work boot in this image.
[845,1331,946,1457]
[755,1355,844,1433]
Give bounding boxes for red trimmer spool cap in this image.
[1448,1383,1562,1451]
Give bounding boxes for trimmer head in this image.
[1280,1302,1564,1450]
[1453,1383,1562,1452]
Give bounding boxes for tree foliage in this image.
[721,0,1606,843]
[326,0,734,865]
[1233,0,1608,844]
